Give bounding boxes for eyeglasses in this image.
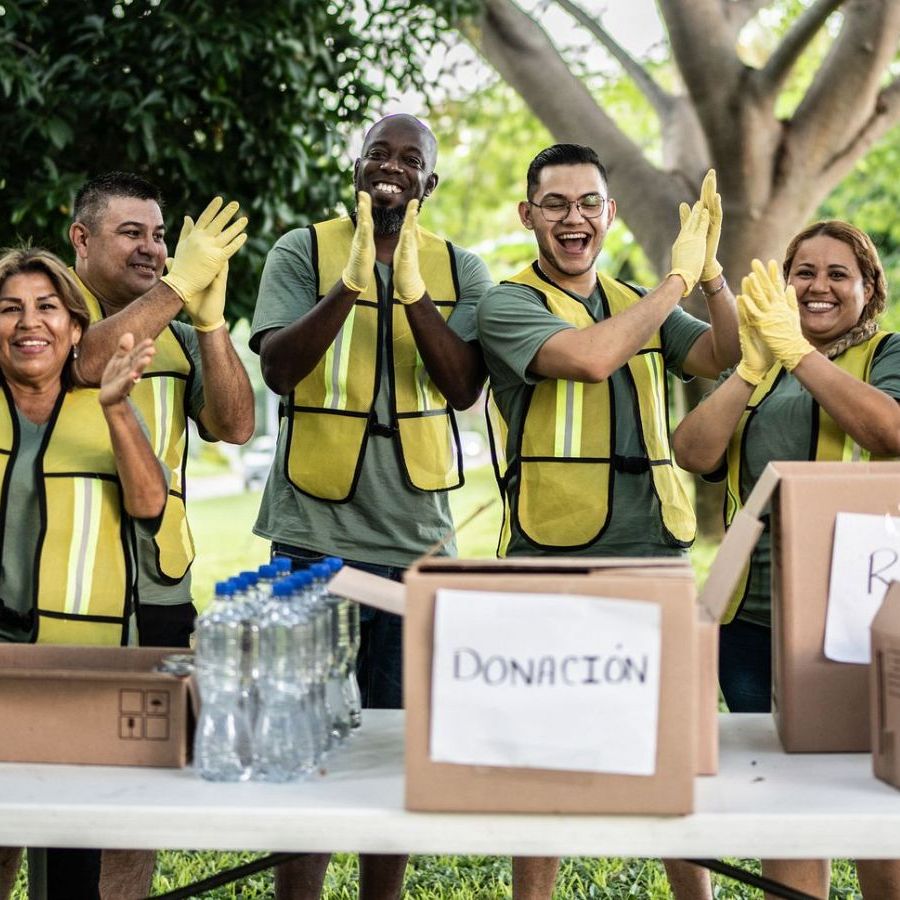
[528,194,607,221]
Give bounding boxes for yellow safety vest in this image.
[722,331,894,622]
[284,217,463,501]
[74,274,196,584]
[0,382,134,645]
[498,263,695,553]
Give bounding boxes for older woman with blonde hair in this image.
[0,246,166,900]
[674,221,900,898]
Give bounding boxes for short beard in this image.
[350,199,415,236]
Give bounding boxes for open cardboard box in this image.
[0,645,196,767]
[331,555,718,815]
[699,460,900,753]
[871,580,900,789]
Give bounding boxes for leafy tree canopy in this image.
[0,0,461,321]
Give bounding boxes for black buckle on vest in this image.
[613,454,650,475]
[368,417,397,438]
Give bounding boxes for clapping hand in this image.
[735,292,775,385]
[99,333,155,408]
[741,259,814,371]
[393,199,426,305]
[161,197,248,307]
[668,201,709,296]
[342,191,376,293]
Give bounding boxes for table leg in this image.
[25,849,46,900]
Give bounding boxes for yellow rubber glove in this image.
[342,191,375,293]
[167,252,228,332]
[699,169,723,282]
[735,293,775,385]
[741,259,814,371]
[668,201,709,296]
[393,199,426,304]
[160,197,247,305]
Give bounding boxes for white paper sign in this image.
[430,589,661,775]
[825,512,900,664]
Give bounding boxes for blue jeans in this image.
[271,542,405,710]
[718,617,772,713]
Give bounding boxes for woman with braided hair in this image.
[674,221,900,898]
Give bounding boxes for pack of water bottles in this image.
[192,556,362,783]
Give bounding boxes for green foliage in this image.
[0,0,459,322]
[817,131,900,327]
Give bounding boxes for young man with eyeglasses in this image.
[476,143,740,900]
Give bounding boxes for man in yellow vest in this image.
[65,173,253,900]
[69,173,254,647]
[476,144,740,899]
[251,114,492,900]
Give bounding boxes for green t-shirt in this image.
[133,320,207,607]
[476,277,709,558]
[0,402,162,644]
[725,333,900,627]
[249,225,492,568]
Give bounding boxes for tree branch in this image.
[470,0,688,272]
[759,0,845,97]
[552,0,672,118]
[790,0,900,175]
[821,78,900,185]
[657,0,743,114]
[724,0,770,34]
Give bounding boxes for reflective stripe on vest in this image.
[499,262,696,553]
[285,217,463,501]
[75,274,195,583]
[0,382,134,645]
[721,331,894,623]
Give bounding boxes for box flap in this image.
[698,509,766,623]
[328,567,406,617]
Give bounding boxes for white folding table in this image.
[2,712,898,896]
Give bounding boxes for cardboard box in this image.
[0,645,195,767]
[700,460,900,752]
[871,581,900,789]
[334,556,707,814]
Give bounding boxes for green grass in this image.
[6,466,869,898]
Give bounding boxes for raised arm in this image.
[99,334,167,518]
[393,200,485,409]
[177,262,254,444]
[76,197,247,385]
[677,170,740,378]
[259,193,375,396]
[531,202,709,382]
[674,289,775,473]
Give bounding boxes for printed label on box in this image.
[430,589,661,775]
[826,512,900,664]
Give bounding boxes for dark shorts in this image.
[136,601,197,648]
[271,542,405,710]
[718,617,772,713]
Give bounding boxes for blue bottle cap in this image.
[272,556,292,572]
[324,556,343,572]
[258,564,277,579]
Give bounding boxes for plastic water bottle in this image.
[252,581,316,781]
[342,580,363,730]
[322,557,352,741]
[193,581,252,782]
[272,555,293,578]
[233,573,260,728]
